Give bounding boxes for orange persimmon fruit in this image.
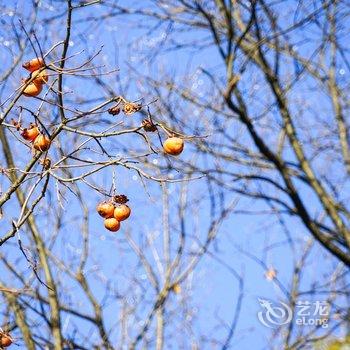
[21,125,40,142]
[33,134,51,151]
[114,204,131,222]
[23,81,42,97]
[22,57,44,72]
[104,218,120,232]
[31,69,48,85]
[172,283,181,294]
[163,137,184,156]
[0,333,13,347]
[97,202,115,218]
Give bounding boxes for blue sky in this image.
[0,1,348,349]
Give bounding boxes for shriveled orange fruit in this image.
[114,204,131,221]
[104,218,120,232]
[97,202,115,218]
[22,125,40,142]
[23,81,42,97]
[0,333,13,347]
[163,137,184,156]
[33,134,51,151]
[31,69,48,85]
[22,57,44,72]
[173,283,181,294]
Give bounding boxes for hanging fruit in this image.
[21,124,40,142]
[104,218,121,232]
[142,119,157,132]
[31,69,48,85]
[108,106,121,115]
[123,102,141,115]
[22,81,43,97]
[114,204,131,222]
[163,137,184,156]
[97,194,131,232]
[33,134,51,151]
[22,57,45,72]
[0,332,13,347]
[96,201,115,219]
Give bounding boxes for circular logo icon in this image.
[257,298,293,328]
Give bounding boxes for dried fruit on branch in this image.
[108,106,121,116]
[0,332,13,347]
[40,157,51,169]
[11,119,21,130]
[163,137,184,156]
[123,102,141,115]
[172,283,181,294]
[142,119,157,132]
[113,194,129,204]
[104,218,120,232]
[265,268,277,281]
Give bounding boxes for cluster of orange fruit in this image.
[21,57,48,97]
[20,123,51,151]
[96,136,183,233]
[97,195,131,232]
[98,108,185,233]
[14,57,51,151]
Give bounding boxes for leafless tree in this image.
[95,0,350,348]
[0,0,349,349]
